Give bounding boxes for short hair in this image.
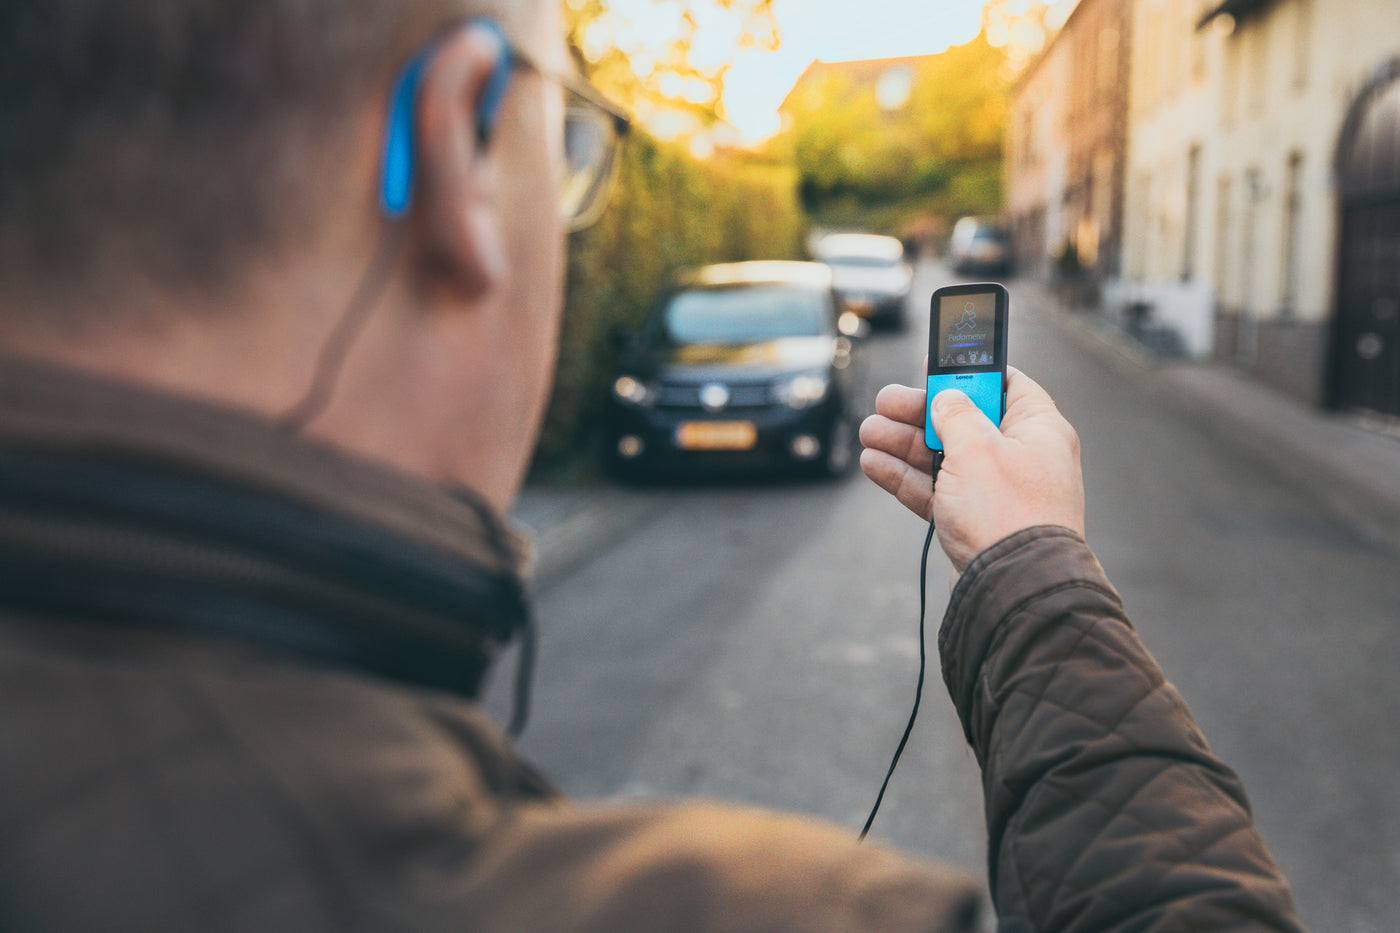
[0,0,511,314]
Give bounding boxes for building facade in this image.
[1007,35,1070,281]
[1006,0,1132,286]
[1117,0,1400,411]
[1116,0,1226,358]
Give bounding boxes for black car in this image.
[606,261,864,479]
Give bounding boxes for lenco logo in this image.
[955,374,974,381]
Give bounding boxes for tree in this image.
[564,0,777,138]
[982,0,1077,77]
[777,33,1009,227]
[532,1,803,474]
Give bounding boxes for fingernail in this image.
[933,389,968,413]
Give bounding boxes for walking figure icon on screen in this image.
[954,302,977,332]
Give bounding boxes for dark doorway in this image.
[1330,61,1400,416]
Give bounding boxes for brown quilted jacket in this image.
[941,527,1304,931]
[0,359,1303,931]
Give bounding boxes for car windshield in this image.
[657,285,829,344]
[824,255,900,269]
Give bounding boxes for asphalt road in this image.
[488,261,1400,933]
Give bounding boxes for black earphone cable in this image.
[859,450,943,842]
[277,225,405,432]
[279,227,539,737]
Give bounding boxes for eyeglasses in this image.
[379,19,631,233]
[509,43,632,232]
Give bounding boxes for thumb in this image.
[931,388,999,450]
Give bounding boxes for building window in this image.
[1184,145,1202,281]
[1094,150,1117,275]
[1243,166,1265,294]
[1215,175,1233,303]
[1099,25,1119,92]
[876,65,914,112]
[1131,171,1151,280]
[1018,107,1035,171]
[1292,0,1312,93]
[1223,36,1239,129]
[1246,27,1267,116]
[1237,165,1268,366]
[1190,1,1208,83]
[1280,152,1304,316]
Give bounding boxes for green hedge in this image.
[532,132,806,472]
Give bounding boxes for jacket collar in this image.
[0,355,532,700]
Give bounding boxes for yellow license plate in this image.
[675,421,757,451]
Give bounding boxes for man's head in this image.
[3,1,451,306]
[0,0,586,512]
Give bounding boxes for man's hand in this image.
[859,367,1085,571]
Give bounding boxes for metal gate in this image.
[1331,61,1400,417]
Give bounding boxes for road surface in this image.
[488,261,1400,933]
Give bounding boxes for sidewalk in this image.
[510,483,670,589]
[1047,297,1400,558]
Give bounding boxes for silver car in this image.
[949,216,1013,277]
[812,233,913,331]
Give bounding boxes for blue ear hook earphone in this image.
[287,17,517,427]
[348,19,537,737]
[379,19,515,220]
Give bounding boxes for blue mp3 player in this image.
[925,283,1008,452]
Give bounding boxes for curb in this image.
[512,485,670,590]
[1048,303,1400,558]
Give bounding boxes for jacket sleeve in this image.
[938,527,1305,933]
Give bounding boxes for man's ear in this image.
[410,24,511,301]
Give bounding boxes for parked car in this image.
[949,216,1013,277]
[811,233,913,330]
[606,261,864,479]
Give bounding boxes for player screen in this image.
[935,291,999,369]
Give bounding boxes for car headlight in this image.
[612,375,655,407]
[771,374,829,410]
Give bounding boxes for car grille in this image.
[656,382,771,410]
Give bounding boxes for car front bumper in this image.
[607,400,839,475]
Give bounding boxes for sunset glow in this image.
[580,0,989,144]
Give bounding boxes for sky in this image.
[586,0,992,143]
[727,0,986,140]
